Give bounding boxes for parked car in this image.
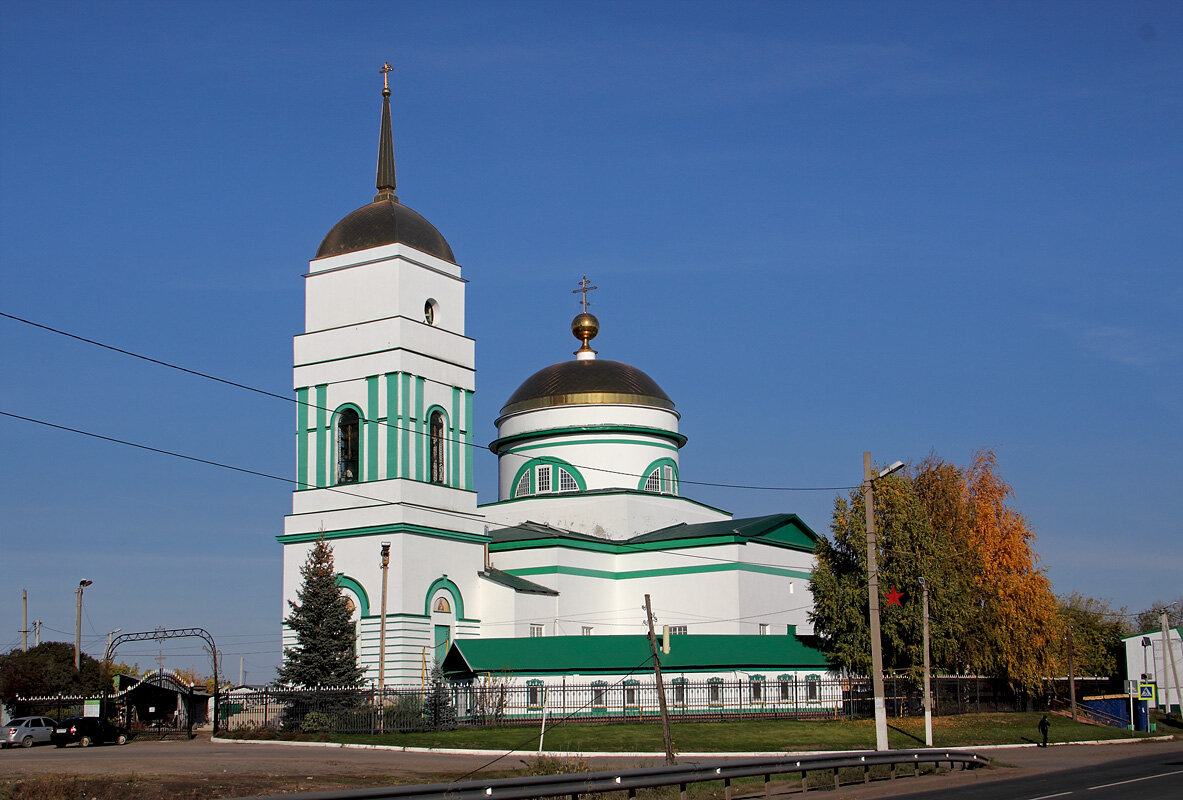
[49,717,129,747]
[3,716,58,748]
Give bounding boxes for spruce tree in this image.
[277,538,364,688]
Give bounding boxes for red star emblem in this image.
[884,587,903,607]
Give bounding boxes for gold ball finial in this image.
[572,312,599,344]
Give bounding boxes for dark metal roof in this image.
[500,359,674,417]
[315,199,456,262]
[478,566,559,596]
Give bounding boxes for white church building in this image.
[279,79,830,688]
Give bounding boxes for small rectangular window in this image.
[751,681,762,701]
[528,685,540,706]
[780,680,791,701]
[581,626,593,636]
[536,465,552,493]
[758,623,770,635]
[624,686,637,705]
[709,683,721,705]
[674,684,686,704]
[807,678,819,701]
[662,465,673,493]
[530,624,544,638]
[592,686,606,707]
[667,625,687,636]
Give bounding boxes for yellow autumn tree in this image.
[965,449,1061,690]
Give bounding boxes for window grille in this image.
[750,680,763,701]
[807,676,820,701]
[780,679,791,701]
[337,409,360,484]
[644,469,661,493]
[429,411,446,484]
[581,626,593,636]
[514,471,531,497]
[667,625,687,636]
[558,469,578,492]
[530,624,544,638]
[662,464,673,494]
[536,464,552,493]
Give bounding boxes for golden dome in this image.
[571,312,599,346]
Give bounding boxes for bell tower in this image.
[279,67,484,685]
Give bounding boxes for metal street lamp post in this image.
[863,452,904,752]
[378,542,391,692]
[75,579,93,671]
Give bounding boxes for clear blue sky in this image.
[2,1,1180,677]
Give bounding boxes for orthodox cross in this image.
[573,275,598,312]
[381,62,393,91]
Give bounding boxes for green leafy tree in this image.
[276,538,364,688]
[0,642,107,712]
[1057,593,1129,679]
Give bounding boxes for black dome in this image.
[500,359,674,417]
[315,198,455,262]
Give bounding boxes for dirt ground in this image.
[1,735,1179,800]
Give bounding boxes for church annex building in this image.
[279,78,834,691]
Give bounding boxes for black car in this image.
[49,717,129,747]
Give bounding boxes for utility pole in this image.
[864,452,888,751]
[1163,609,1183,718]
[379,542,391,692]
[34,620,41,646]
[240,656,245,686]
[644,594,676,765]
[21,589,29,651]
[106,629,121,666]
[75,579,92,671]
[1066,625,1077,720]
[919,576,932,747]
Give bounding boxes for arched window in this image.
[640,458,679,495]
[337,408,360,484]
[429,410,446,484]
[508,458,585,498]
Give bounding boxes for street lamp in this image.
[378,542,391,693]
[863,453,904,752]
[75,579,93,671]
[1142,637,1153,680]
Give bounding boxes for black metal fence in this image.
[218,675,1113,735]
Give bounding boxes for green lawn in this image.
[327,712,1151,752]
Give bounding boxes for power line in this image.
[1,408,831,573]
[1,309,854,493]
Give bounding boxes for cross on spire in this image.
[573,275,598,312]
[380,62,393,95]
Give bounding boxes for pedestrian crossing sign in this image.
[1138,683,1157,703]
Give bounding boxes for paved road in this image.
[3,736,1180,799]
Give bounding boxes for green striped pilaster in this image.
[464,390,474,490]
[315,384,328,488]
[366,375,379,481]
[414,376,426,482]
[386,373,398,480]
[296,387,309,490]
[400,372,411,479]
[450,387,461,488]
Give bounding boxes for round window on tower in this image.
[424,298,438,326]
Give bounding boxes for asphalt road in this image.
[2,736,1180,799]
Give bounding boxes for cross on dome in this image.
[573,275,598,312]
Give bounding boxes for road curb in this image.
[209,734,1172,759]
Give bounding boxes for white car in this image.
[3,716,58,748]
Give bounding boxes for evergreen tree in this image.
[424,662,456,730]
[277,538,364,688]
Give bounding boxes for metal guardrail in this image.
[230,748,990,800]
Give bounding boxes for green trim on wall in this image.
[400,373,411,479]
[366,376,380,481]
[450,387,461,489]
[424,576,465,618]
[505,562,812,581]
[335,574,370,617]
[503,438,678,455]
[386,373,398,480]
[464,390,474,491]
[490,424,687,454]
[296,387,309,490]
[277,522,489,546]
[414,377,426,482]
[507,456,588,499]
[315,384,328,488]
[637,456,680,494]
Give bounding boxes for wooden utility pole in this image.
[644,594,676,765]
[21,590,28,652]
[919,576,932,747]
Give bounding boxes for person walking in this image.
[1038,714,1050,747]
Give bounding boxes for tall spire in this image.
[375,62,397,203]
